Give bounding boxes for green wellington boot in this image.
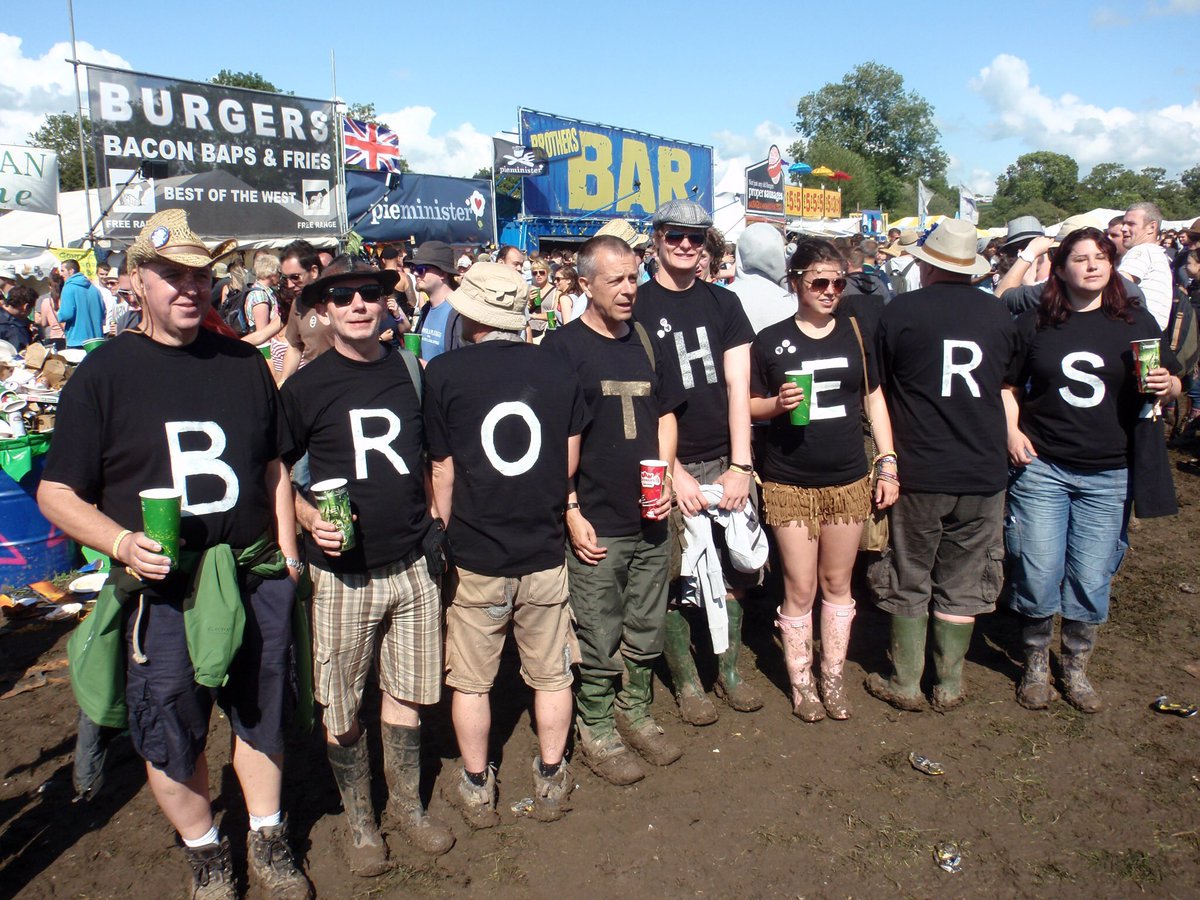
[615,658,683,765]
[576,670,644,785]
[864,613,928,711]
[930,616,974,712]
[661,609,719,725]
[714,599,764,712]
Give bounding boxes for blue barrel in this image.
[0,434,76,591]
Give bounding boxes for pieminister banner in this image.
[0,145,58,214]
[86,64,342,239]
[518,109,713,219]
[345,171,494,245]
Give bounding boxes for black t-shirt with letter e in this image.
[423,339,589,577]
[876,282,1019,494]
[42,329,289,596]
[280,346,429,572]
[1007,306,1179,472]
[635,279,755,464]
[752,316,878,487]
[543,319,685,537]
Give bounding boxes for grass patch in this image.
[1078,848,1163,888]
[1028,860,1077,885]
[353,863,447,897]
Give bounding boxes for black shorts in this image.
[124,575,296,784]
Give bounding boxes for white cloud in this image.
[711,120,793,163]
[970,54,1200,175]
[0,34,130,145]
[375,106,493,177]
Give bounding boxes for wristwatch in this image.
[565,502,581,512]
[1017,248,1037,264]
[285,556,303,572]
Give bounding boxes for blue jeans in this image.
[1004,456,1127,624]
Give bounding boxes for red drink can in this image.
[640,459,668,519]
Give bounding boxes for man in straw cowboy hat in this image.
[424,262,588,825]
[865,218,1020,714]
[279,255,455,876]
[38,208,311,899]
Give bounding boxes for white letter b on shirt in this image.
[165,421,239,516]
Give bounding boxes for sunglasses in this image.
[325,284,385,306]
[663,231,706,247]
[116,289,134,299]
[282,272,305,283]
[414,264,445,277]
[531,269,549,276]
[803,276,847,293]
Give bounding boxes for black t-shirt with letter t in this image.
[423,339,589,577]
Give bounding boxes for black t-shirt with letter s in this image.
[423,339,590,577]
[635,278,755,464]
[280,345,430,572]
[876,282,1018,494]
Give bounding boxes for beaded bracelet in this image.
[873,452,898,467]
[112,528,132,562]
[728,463,755,476]
[876,471,900,485]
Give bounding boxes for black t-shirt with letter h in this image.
[42,329,289,597]
[635,279,755,464]
[1007,305,1179,472]
[543,319,685,537]
[423,340,590,577]
[876,282,1019,494]
[752,316,879,487]
[280,346,430,573]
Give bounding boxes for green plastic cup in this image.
[784,371,813,426]
[259,345,272,360]
[403,332,422,355]
[546,309,558,330]
[1132,338,1160,392]
[311,477,356,551]
[82,337,105,354]
[140,488,182,566]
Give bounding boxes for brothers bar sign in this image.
[86,64,342,239]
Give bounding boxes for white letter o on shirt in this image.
[481,401,542,477]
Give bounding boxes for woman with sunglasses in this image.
[751,239,899,721]
[551,265,581,321]
[1004,227,1181,713]
[525,257,557,343]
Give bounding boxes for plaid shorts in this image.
[310,554,442,736]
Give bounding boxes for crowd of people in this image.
[0,195,1190,899]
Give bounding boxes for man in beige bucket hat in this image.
[866,218,1020,715]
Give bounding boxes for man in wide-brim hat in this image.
[38,208,312,899]
[865,218,1020,716]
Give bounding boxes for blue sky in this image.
[3,0,1198,200]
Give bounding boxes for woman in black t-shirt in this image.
[1004,227,1181,715]
[751,240,899,722]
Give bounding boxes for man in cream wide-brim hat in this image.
[865,217,1021,716]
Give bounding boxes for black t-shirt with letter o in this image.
[280,346,430,572]
[752,316,878,487]
[876,282,1019,494]
[543,319,685,537]
[423,340,589,577]
[42,329,289,596]
[635,279,755,464]
[1007,305,1179,471]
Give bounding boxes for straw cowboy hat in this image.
[126,209,237,269]
[595,218,650,250]
[907,220,991,276]
[447,261,528,332]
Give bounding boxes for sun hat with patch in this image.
[447,261,528,332]
[299,254,399,307]
[907,219,991,276]
[651,198,712,230]
[126,209,237,269]
[595,218,650,249]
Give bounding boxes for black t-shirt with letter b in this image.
[280,346,430,572]
[423,340,589,577]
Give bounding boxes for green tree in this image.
[978,197,1068,230]
[474,166,520,199]
[210,69,281,92]
[992,151,1079,216]
[794,62,948,211]
[28,111,96,192]
[346,102,377,123]
[1181,165,1200,210]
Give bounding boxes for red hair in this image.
[1037,227,1134,328]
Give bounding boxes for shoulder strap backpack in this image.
[1165,286,1199,377]
[632,321,656,369]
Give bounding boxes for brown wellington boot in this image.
[381,723,455,856]
[326,736,391,876]
[1059,619,1103,713]
[1016,615,1057,710]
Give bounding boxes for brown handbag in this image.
[848,317,890,553]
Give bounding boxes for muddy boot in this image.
[864,613,928,712]
[530,756,574,822]
[181,836,236,900]
[381,723,455,856]
[1060,619,1102,713]
[247,816,312,900]
[442,766,499,830]
[577,671,644,785]
[326,736,390,876]
[776,608,825,722]
[1016,615,1057,710]
[818,601,856,720]
[661,609,719,725]
[714,598,764,712]
[615,658,683,766]
[930,616,974,712]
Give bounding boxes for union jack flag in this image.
[343,117,404,172]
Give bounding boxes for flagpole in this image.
[67,0,95,236]
[332,49,348,247]
[490,156,498,250]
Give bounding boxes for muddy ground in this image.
[2,453,1200,899]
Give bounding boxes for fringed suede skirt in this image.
[761,476,871,538]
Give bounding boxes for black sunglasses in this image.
[325,284,385,306]
[663,231,706,247]
[802,276,847,293]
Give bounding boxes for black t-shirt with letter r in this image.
[42,329,289,597]
[752,316,878,487]
[1007,305,1179,471]
[280,346,430,572]
[635,278,755,464]
[423,339,590,577]
[542,319,685,537]
[876,282,1019,494]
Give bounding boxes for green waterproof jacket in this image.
[67,535,312,732]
